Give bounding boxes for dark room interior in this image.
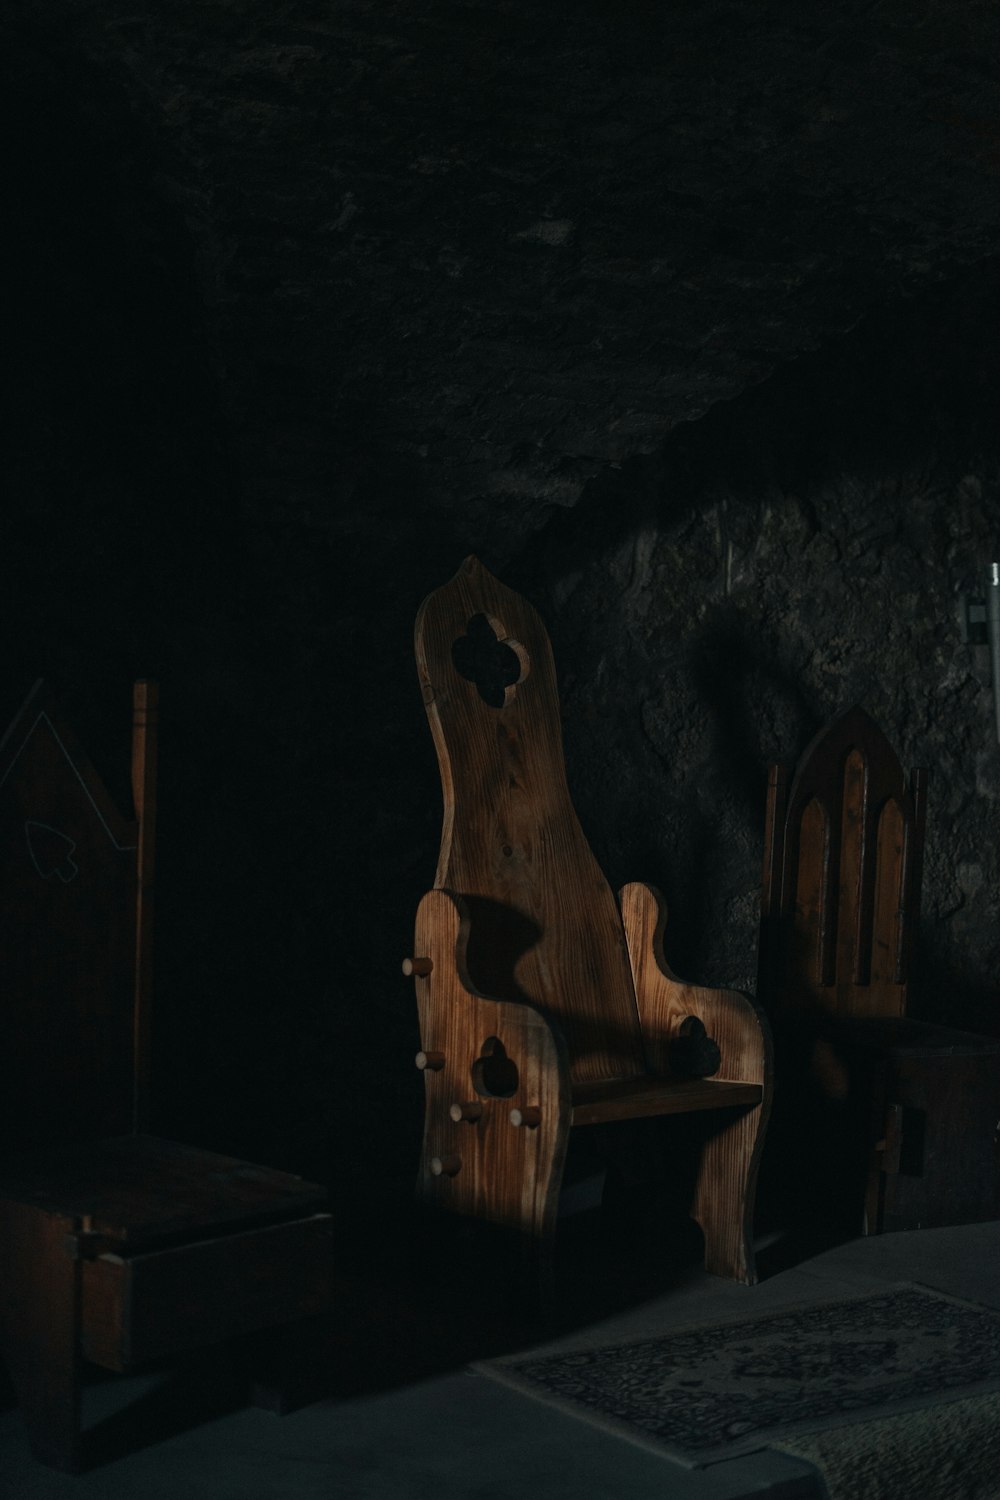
[3,2,1000,1496]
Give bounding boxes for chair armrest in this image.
[410,887,571,1113]
[619,882,772,1090]
[408,888,571,1239]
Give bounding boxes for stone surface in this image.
[13,0,1000,546]
[523,272,1000,1024]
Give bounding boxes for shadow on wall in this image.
[511,262,1000,1029]
[686,600,819,833]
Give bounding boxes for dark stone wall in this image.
[521,273,1000,1025]
[5,1,999,1188]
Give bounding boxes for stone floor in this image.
[3,1204,999,1500]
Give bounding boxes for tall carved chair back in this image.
[407,558,772,1286]
[760,705,927,1027]
[0,681,332,1472]
[415,557,647,1084]
[758,705,1000,1238]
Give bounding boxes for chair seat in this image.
[835,1017,1000,1059]
[571,1075,763,1127]
[0,1134,328,1252]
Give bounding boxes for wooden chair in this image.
[405,557,772,1286]
[0,680,333,1471]
[759,705,1000,1238]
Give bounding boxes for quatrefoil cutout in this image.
[451,614,529,708]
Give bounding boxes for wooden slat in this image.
[571,1076,762,1127]
[131,681,157,1132]
[760,764,789,920]
[898,766,928,983]
[757,762,789,1000]
[773,706,917,1024]
[792,796,827,999]
[869,796,905,1010]
[836,748,867,987]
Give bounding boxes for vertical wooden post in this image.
[897,767,928,984]
[760,764,788,917]
[131,680,158,1133]
[757,764,788,1000]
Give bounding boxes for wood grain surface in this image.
[757,705,1000,1237]
[413,887,571,1247]
[620,881,772,1284]
[415,556,646,1086]
[759,705,925,1023]
[409,559,775,1283]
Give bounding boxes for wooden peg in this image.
[449,1100,483,1123]
[403,956,433,978]
[415,1050,445,1072]
[430,1155,462,1177]
[510,1106,541,1129]
[64,1230,118,1261]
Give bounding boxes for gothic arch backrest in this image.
[760,706,927,1023]
[414,557,647,1085]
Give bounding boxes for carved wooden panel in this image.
[415,556,646,1085]
[761,706,927,1024]
[413,888,570,1244]
[620,881,771,1284]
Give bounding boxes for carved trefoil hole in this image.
[452,614,529,708]
[471,1036,519,1098]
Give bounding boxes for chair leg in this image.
[691,1101,767,1285]
[0,1202,82,1471]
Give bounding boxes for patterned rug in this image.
[478,1284,1000,1466]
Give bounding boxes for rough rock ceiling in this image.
[24,0,1000,547]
